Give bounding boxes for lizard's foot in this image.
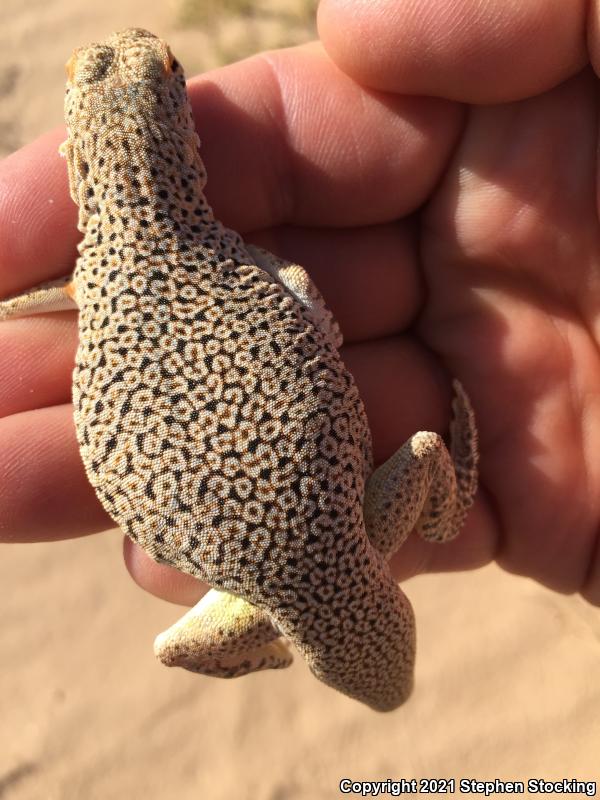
[0,275,77,321]
[363,380,478,557]
[154,588,293,678]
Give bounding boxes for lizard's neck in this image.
[69,119,217,253]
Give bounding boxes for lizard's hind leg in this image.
[363,380,478,558]
[0,275,77,321]
[154,589,293,678]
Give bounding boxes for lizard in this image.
[0,28,478,711]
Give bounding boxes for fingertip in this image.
[318,0,587,102]
[122,537,208,607]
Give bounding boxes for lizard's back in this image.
[75,236,372,597]
[62,28,440,711]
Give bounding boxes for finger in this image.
[318,0,588,103]
[0,404,112,542]
[343,334,452,464]
[123,538,208,607]
[0,314,76,418]
[190,43,462,229]
[250,219,421,342]
[0,128,76,297]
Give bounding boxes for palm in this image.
[416,70,600,594]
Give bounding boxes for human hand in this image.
[1,0,598,608]
[317,0,600,603]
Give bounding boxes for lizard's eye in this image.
[163,46,179,75]
[68,45,115,84]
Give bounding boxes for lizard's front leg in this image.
[0,275,78,321]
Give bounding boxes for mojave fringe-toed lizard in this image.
[0,29,478,711]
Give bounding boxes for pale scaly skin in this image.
[0,29,478,711]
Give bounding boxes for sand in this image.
[1,1,599,797]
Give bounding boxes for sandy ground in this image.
[1,1,600,798]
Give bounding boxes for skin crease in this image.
[1,0,600,610]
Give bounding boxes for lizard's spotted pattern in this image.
[0,29,478,711]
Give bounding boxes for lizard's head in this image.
[61,29,202,217]
[63,28,188,133]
